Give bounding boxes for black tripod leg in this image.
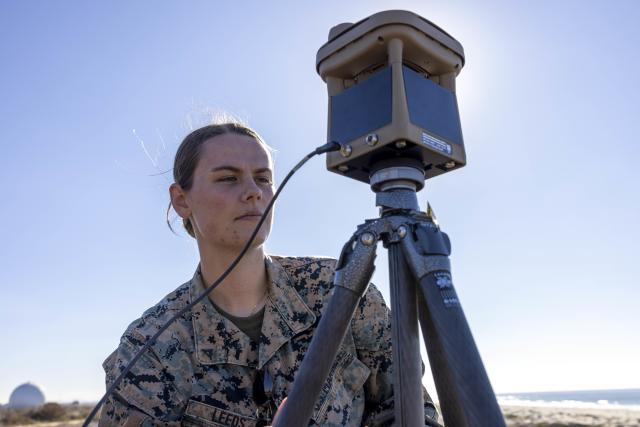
[272,229,377,427]
[401,227,506,427]
[416,271,504,426]
[388,243,425,426]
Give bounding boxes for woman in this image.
[99,121,438,426]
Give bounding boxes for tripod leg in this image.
[272,230,377,427]
[416,272,504,426]
[401,224,506,426]
[388,244,425,426]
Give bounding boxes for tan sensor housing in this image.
[316,10,466,185]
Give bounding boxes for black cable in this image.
[83,141,340,426]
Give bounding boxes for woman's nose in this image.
[242,179,262,201]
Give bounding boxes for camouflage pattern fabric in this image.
[99,256,438,426]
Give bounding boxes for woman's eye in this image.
[218,176,237,182]
[256,177,273,185]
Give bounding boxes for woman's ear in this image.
[169,183,191,219]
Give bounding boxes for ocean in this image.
[496,389,640,410]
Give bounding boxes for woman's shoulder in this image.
[270,254,337,270]
[120,280,193,349]
[268,255,338,313]
[269,254,385,301]
[269,255,390,351]
[103,279,195,377]
[269,255,337,296]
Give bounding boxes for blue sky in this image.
[1,0,639,403]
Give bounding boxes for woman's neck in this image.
[197,242,268,317]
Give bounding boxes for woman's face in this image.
[181,133,274,251]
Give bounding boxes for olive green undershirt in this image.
[211,302,265,343]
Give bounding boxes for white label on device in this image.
[421,132,452,155]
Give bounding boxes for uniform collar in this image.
[190,255,316,369]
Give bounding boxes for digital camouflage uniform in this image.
[99,256,438,426]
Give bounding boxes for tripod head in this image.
[316,10,466,191]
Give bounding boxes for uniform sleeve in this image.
[350,283,439,427]
[98,337,186,427]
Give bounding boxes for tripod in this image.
[273,163,506,426]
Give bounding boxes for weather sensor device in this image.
[316,10,466,189]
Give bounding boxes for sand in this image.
[431,403,640,426]
[500,404,640,427]
[5,406,640,426]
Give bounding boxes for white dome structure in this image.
[8,383,45,408]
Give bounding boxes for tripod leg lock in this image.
[333,229,378,295]
[400,231,452,280]
[399,220,460,308]
[414,222,451,256]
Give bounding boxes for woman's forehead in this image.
[198,134,273,169]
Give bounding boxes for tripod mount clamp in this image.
[337,211,459,315]
[336,210,452,280]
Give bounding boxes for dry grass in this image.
[0,403,97,427]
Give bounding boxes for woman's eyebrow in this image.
[210,165,241,173]
[254,167,273,175]
[210,166,272,175]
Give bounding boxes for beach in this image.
[66,407,640,426]
[427,402,640,426]
[501,404,640,427]
[3,405,640,426]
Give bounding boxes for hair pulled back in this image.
[168,121,270,238]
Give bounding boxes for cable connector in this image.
[314,141,341,155]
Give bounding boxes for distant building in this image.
[8,383,45,408]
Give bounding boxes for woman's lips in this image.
[236,214,263,221]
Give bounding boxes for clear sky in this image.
[1,0,639,404]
